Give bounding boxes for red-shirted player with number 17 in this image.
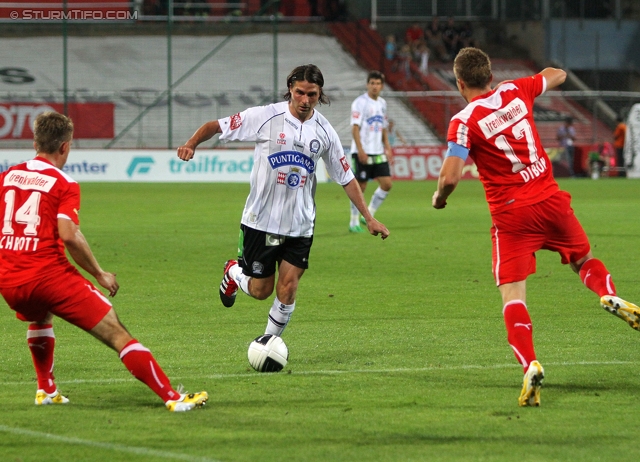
[432,47,640,407]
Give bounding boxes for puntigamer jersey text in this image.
[219,101,354,237]
[0,158,80,287]
[448,74,559,214]
[350,94,388,155]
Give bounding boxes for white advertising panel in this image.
[0,149,329,183]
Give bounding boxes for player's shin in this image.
[265,297,295,336]
[503,301,537,373]
[27,324,57,394]
[369,186,388,214]
[579,258,616,297]
[119,339,180,402]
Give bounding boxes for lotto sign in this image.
[0,103,114,139]
[391,146,478,180]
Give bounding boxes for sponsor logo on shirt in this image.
[352,111,360,119]
[230,113,242,130]
[339,156,350,172]
[366,115,384,125]
[3,170,56,192]
[277,132,286,145]
[276,168,307,189]
[478,98,528,139]
[267,151,315,173]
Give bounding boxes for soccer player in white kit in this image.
[348,70,393,233]
[177,64,389,341]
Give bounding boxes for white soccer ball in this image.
[247,334,289,372]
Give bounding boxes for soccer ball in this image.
[247,334,289,372]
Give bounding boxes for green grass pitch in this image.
[1,179,639,461]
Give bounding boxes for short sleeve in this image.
[447,118,471,150]
[321,128,355,186]
[350,98,364,126]
[219,106,265,143]
[58,182,80,225]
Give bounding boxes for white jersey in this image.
[219,101,354,237]
[350,93,388,155]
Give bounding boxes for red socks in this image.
[119,339,179,402]
[579,258,616,297]
[503,301,536,373]
[27,324,57,394]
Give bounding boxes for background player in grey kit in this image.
[177,64,389,344]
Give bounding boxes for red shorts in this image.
[0,266,112,331]
[491,190,591,286]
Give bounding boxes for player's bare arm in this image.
[382,128,393,164]
[58,218,119,297]
[433,155,465,209]
[177,120,222,161]
[351,124,368,164]
[343,179,389,239]
[538,67,566,90]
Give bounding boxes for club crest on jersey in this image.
[268,151,315,173]
[309,139,320,153]
[277,132,287,145]
[229,113,242,130]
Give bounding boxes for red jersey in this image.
[448,74,559,214]
[0,158,80,287]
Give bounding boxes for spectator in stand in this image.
[425,17,448,62]
[385,34,398,64]
[416,42,430,76]
[613,115,627,177]
[457,22,478,52]
[397,43,412,83]
[442,17,460,61]
[404,23,424,47]
[557,116,577,177]
[387,119,407,147]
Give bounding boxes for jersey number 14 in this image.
[2,190,42,236]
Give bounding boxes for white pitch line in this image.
[0,425,222,462]
[0,360,634,386]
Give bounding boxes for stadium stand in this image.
[329,19,617,175]
[0,32,439,149]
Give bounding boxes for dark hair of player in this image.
[283,64,330,105]
[453,47,492,90]
[367,70,385,84]
[34,111,74,154]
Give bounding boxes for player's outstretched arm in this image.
[58,218,119,297]
[538,67,566,91]
[433,155,465,209]
[177,120,222,162]
[343,179,390,239]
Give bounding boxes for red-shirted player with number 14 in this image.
[0,112,207,412]
[432,48,640,407]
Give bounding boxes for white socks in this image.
[369,187,388,214]
[229,263,251,295]
[265,297,295,336]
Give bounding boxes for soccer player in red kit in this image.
[0,112,207,412]
[432,48,640,407]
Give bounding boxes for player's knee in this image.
[249,282,274,300]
